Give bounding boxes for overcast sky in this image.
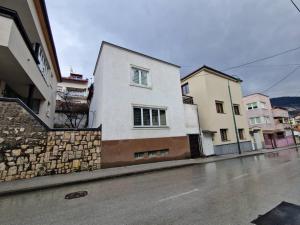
[46,0,300,97]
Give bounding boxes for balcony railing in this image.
[182,95,194,104]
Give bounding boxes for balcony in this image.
[0,7,50,102]
[274,120,291,130]
[182,95,194,104]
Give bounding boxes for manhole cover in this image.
[65,191,88,200]
[252,201,300,225]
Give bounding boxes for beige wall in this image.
[182,69,251,146]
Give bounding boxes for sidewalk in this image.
[0,145,298,196]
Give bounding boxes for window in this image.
[133,107,167,127]
[133,108,142,126]
[249,117,262,125]
[247,102,258,110]
[238,129,245,140]
[216,101,224,113]
[134,152,146,159]
[131,67,150,87]
[233,104,240,115]
[181,83,189,95]
[220,129,228,142]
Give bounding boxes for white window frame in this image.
[132,105,168,128]
[247,102,258,110]
[130,66,151,88]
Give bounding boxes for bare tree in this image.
[56,91,88,128]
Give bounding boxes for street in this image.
[1,148,300,225]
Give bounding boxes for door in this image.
[202,133,215,156]
[254,132,263,150]
[188,134,201,158]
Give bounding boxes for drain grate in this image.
[252,201,300,225]
[65,191,88,200]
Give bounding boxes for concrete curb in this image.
[0,145,298,197]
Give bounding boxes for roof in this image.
[181,65,242,82]
[243,93,269,98]
[34,0,62,81]
[93,41,180,75]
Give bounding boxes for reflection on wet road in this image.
[1,148,300,225]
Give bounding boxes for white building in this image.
[54,73,89,128]
[0,0,61,127]
[89,41,192,167]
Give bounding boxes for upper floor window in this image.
[131,67,150,87]
[233,104,240,115]
[181,83,189,95]
[247,102,258,110]
[216,101,224,113]
[133,106,167,127]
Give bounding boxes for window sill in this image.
[130,83,152,90]
[133,126,169,130]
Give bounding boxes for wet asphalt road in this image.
[1,148,300,225]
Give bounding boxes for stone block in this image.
[8,166,17,176]
[12,149,21,157]
[0,163,6,171]
[25,148,33,154]
[29,154,36,162]
[72,160,80,169]
[66,144,72,151]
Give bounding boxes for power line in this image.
[261,66,300,93]
[223,45,300,71]
[291,0,300,13]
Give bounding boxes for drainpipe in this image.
[228,81,241,154]
[195,104,204,156]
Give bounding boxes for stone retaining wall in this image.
[0,99,101,182]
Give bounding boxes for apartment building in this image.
[89,41,191,167]
[243,93,294,149]
[56,73,89,103]
[55,72,89,128]
[181,65,252,155]
[0,0,61,127]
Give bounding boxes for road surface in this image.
[1,148,300,225]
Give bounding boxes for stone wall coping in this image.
[0,97,101,132]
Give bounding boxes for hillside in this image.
[270,97,300,116]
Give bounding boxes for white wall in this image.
[183,104,200,134]
[90,43,187,141]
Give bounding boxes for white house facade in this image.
[89,42,190,167]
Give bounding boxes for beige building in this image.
[0,0,61,127]
[181,65,252,155]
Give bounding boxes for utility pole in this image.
[228,81,241,154]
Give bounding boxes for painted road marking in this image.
[232,173,249,180]
[158,189,199,202]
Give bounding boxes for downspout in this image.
[195,104,204,156]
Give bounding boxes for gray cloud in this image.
[46,0,300,97]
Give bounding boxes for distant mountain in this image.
[270,97,300,116]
